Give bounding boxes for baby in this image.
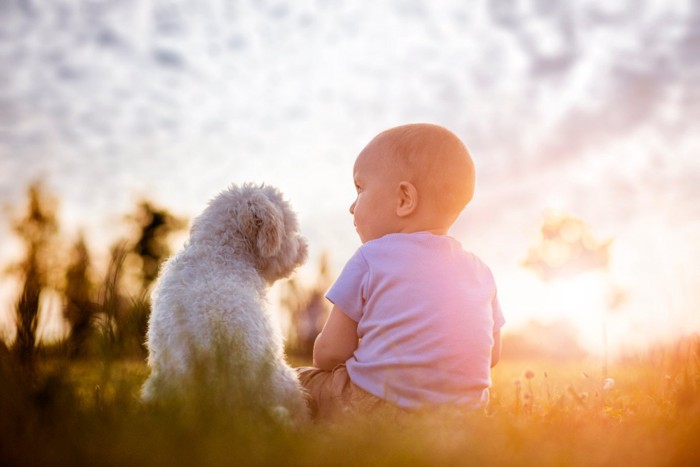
[298,123,504,419]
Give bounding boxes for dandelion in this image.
[603,377,615,391]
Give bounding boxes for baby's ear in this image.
[396,181,418,217]
[249,194,283,258]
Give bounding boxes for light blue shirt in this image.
[327,232,505,409]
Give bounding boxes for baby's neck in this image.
[396,225,449,236]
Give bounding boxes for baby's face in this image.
[349,143,402,243]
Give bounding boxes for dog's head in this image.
[191,183,308,283]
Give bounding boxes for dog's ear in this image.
[249,195,284,258]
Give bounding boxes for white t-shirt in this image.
[326,232,505,409]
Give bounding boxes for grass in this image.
[1,337,699,467]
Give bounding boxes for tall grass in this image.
[1,336,698,467]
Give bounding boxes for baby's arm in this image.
[312,305,359,371]
[491,330,501,368]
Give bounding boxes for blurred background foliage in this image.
[522,211,612,282]
[0,180,633,367]
[2,180,331,367]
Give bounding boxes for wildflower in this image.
[524,370,535,380]
[567,385,586,406]
[602,377,615,391]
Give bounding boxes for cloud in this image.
[0,0,699,344]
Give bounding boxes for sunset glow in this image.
[1,3,699,465]
[0,0,699,356]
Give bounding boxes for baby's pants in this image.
[296,364,389,420]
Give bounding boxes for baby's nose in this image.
[349,200,356,214]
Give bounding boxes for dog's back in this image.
[141,184,309,423]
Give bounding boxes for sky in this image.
[1,0,699,355]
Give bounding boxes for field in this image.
[1,338,699,467]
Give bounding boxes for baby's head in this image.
[350,123,475,243]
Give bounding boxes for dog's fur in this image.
[141,183,309,422]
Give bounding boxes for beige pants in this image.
[296,364,390,420]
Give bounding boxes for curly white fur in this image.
[141,183,309,422]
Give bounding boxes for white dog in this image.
[142,183,309,422]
